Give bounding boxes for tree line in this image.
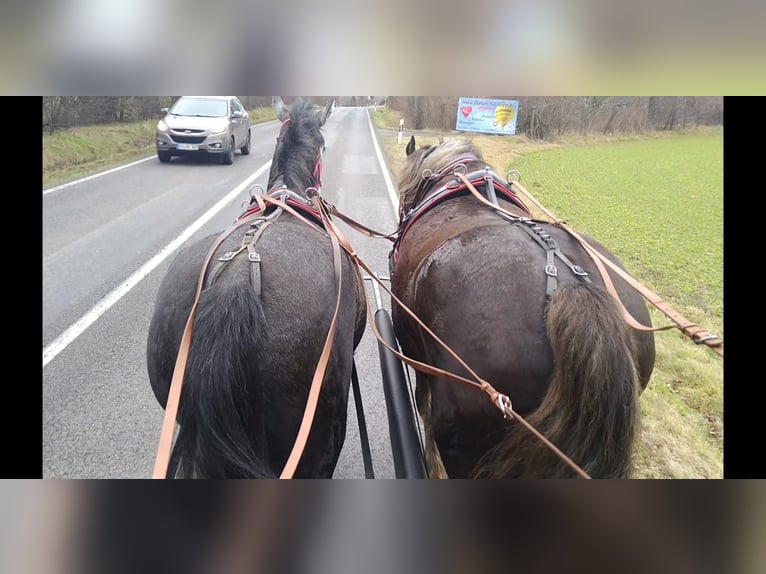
[43,96,723,139]
[41,96,282,135]
[385,96,723,138]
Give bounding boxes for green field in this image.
[377,119,723,479]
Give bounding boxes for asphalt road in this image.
[42,106,417,479]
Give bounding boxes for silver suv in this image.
[156,96,251,164]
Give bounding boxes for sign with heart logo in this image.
[456,98,519,135]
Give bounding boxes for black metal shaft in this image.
[374,308,427,479]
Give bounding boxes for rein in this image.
[304,193,593,479]
[456,173,723,357]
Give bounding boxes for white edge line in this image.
[366,109,400,218]
[43,156,156,195]
[42,160,272,368]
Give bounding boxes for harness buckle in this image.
[495,394,514,420]
[219,251,236,262]
[571,265,589,277]
[693,333,719,345]
[545,264,558,277]
[451,163,467,177]
[248,184,265,199]
[248,252,261,263]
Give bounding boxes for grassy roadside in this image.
[371,107,723,479]
[42,107,277,189]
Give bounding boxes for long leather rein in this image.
[455,172,723,357]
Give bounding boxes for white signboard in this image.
[456,97,519,135]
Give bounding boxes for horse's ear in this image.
[406,135,416,156]
[318,100,332,126]
[272,96,290,122]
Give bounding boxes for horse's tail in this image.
[171,279,272,478]
[475,283,640,478]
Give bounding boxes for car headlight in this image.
[208,122,228,134]
[157,120,169,132]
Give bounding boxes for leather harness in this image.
[390,164,593,299]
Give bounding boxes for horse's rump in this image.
[148,217,366,477]
[391,196,655,477]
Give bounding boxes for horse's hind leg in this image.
[416,376,449,479]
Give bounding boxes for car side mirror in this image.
[161,107,169,114]
[232,110,244,118]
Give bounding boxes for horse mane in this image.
[267,98,325,194]
[398,139,484,214]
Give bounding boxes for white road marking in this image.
[366,110,400,217]
[42,160,272,368]
[43,156,155,195]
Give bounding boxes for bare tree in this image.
[579,96,611,136]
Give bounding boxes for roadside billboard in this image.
[456,97,519,135]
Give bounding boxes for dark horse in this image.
[146,97,366,478]
[390,136,656,478]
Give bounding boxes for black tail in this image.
[475,284,640,478]
[172,279,272,478]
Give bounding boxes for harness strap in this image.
[511,219,592,299]
[326,204,397,242]
[393,168,530,265]
[302,194,595,478]
[351,361,375,479]
[459,173,723,357]
[318,203,591,477]
[353,259,591,479]
[278,194,344,479]
[506,177,723,354]
[205,213,280,293]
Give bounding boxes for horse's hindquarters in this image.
[147,220,365,478]
[392,217,653,478]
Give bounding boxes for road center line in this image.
[42,160,272,368]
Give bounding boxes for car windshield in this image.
[169,98,228,118]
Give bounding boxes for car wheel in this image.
[157,150,172,163]
[222,138,235,165]
[241,129,251,155]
